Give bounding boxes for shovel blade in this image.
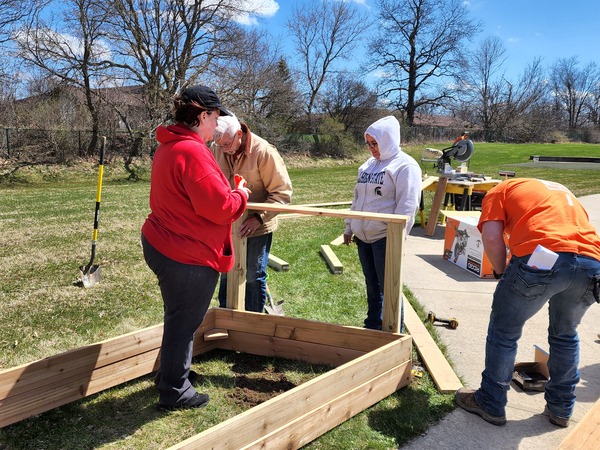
[80,265,101,288]
[265,300,285,316]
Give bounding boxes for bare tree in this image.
[100,0,245,126]
[453,34,549,141]
[287,0,370,124]
[14,0,112,154]
[588,83,600,128]
[369,0,479,126]
[321,71,378,139]
[0,0,47,43]
[461,36,507,138]
[259,57,304,140]
[550,56,600,130]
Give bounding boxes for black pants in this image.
[141,234,218,406]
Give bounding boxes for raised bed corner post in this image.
[383,221,406,334]
[226,213,247,310]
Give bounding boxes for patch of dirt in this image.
[227,353,298,408]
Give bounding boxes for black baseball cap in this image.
[181,85,231,116]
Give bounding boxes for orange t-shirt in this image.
[478,178,600,261]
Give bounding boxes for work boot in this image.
[455,387,507,426]
[543,406,570,427]
[157,392,210,411]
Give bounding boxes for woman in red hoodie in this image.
[141,85,250,410]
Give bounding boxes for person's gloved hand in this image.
[234,174,246,189]
[343,232,353,245]
[234,174,251,198]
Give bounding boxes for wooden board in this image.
[425,176,448,236]
[330,234,345,246]
[558,397,600,449]
[1,308,411,440]
[267,254,290,271]
[168,337,411,450]
[217,330,364,367]
[320,244,343,274]
[214,308,400,353]
[241,362,411,450]
[382,222,405,333]
[246,202,409,225]
[402,295,463,393]
[203,329,229,341]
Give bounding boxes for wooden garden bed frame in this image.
[0,203,414,448]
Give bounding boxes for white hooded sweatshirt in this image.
[345,115,421,243]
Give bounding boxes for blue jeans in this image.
[356,237,387,330]
[141,234,217,406]
[475,253,600,418]
[219,233,272,312]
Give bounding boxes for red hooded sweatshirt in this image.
[141,123,247,272]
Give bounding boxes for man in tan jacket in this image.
[211,114,293,312]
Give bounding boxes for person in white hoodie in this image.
[343,116,421,330]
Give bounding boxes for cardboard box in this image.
[442,211,507,278]
[512,346,549,392]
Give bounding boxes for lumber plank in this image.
[402,295,462,393]
[168,338,411,450]
[226,215,247,310]
[294,201,352,208]
[267,254,290,271]
[383,222,405,333]
[203,329,229,341]
[421,176,438,190]
[558,397,600,449]
[213,308,400,352]
[425,177,448,236]
[0,314,217,428]
[279,210,350,220]
[330,234,345,246]
[243,361,412,449]
[216,330,365,367]
[319,244,343,274]
[0,348,161,427]
[0,324,164,399]
[246,202,409,225]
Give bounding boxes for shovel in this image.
[79,136,106,288]
[264,284,284,315]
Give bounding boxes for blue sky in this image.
[244,0,600,81]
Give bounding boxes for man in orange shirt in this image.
[455,178,600,427]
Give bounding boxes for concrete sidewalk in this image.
[400,194,600,450]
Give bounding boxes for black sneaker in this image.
[455,387,507,426]
[543,406,570,427]
[157,392,210,411]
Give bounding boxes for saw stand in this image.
[424,176,449,236]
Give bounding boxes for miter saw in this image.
[421,139,475,178]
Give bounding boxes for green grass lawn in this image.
[1,141,599,449]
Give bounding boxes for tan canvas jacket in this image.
[211,123,293,237]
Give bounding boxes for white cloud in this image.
[233,0,280,26]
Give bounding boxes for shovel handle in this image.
[92,137,106,239]
[85,137,106,271]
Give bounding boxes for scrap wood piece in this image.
[402,295,463,393]
[268,254,289,271]
[558,397,600,449]
[320,244,343,274]
[330,234,345,246]
[203,328,229,341]
[421,176,438,190]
